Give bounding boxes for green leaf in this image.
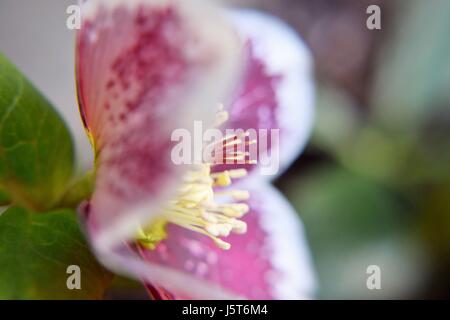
[0,53,74,211]
[0,186,10,205]
[0,206,113,299]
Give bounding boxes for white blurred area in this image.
[0,0,93,170]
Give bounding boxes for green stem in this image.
[58,171,95,209]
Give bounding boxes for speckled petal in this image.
[76,0,241,256]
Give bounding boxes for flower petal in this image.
[139,179,316,299]
[76,0,241,252]
[220,9,315,178]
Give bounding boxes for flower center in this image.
[137,109,255,250]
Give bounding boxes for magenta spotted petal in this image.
[76,0,241,249]
[140,180,316,299]
[76,0,243,299]
[218,9,315,178]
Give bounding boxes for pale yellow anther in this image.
[228,169,248,179]
[216,190,250,201]
[214,111,229,127]
[212,172,232,187]
[211,169,247,187]
[180,185,212,203]
[220,203,249,218]
[232,220,247,234]
[213,238,231,250]
[205,224,221,237]
[202,211,218,223]
[206,224,232,237]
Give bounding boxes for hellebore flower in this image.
[76,0,315,299]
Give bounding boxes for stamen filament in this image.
[138,109,254,250]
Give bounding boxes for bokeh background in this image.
[1,0,449,299]
[231,0,450,299]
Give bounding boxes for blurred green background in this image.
[232,0,450,298]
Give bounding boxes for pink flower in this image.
[76,0,315,299]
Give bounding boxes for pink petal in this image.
[217,9,315,178]
[76,0,241,252]
[139,180,316,299]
